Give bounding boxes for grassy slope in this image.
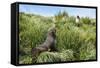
[19,12,96,64]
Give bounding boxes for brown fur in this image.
[32,27,57,63]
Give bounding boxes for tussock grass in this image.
[19,12,96,64]
[36,50,74,63]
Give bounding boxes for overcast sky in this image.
[19,4,96,18]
